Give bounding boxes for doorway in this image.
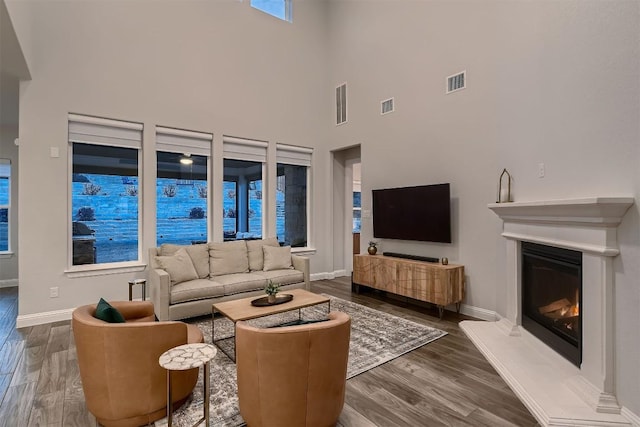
[330,145,361,278]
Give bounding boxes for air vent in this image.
[336,83,347,125]
[381,98,394,115]
[446,71,466,94]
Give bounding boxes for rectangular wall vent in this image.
[336,83,347,125]
[446,71,466,94]
[381,98,394,115]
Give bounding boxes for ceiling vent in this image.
[381,98,394,115]
[446,71,466,94]
[336,83,347,125]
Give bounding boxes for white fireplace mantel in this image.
[461,197,634,427]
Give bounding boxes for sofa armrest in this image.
[291,255,310,291]
[149,268,171,321]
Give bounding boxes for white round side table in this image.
[159,343,217,427]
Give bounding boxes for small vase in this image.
[368,245,377,255]
[267,294,276,304]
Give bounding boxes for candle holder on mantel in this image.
[497,168,512,203]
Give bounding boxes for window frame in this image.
[275,143,312,249]
[222,136,268,240]
[0,159,11,254]
[223,159,265,240]
[155,126,213,247]
[67,114,144,274]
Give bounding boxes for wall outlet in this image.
[49,287,59,298]
[538,162,545,178]
[50,147,60,158]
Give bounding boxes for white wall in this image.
[7,0,331,315]
[326,0,640,417]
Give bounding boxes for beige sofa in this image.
[148,237,310,321]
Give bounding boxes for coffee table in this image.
[212,289,330,361]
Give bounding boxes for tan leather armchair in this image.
[236,311,351,427]
[72,300,204,427]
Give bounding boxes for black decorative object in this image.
[497,168,512,203]
[251,294,294,307]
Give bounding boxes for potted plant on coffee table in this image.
[265,280,280,304]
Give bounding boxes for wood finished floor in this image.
[0,279,539,427]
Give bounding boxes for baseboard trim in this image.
[0,279,18,288]
[16,308,74,328]
[310,270,349,281]
[621,406,640,426]
[459,304,498,321]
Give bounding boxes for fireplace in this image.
[460,197,635,425]
[521,242,582,366]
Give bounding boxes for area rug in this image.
[156,294,447,427]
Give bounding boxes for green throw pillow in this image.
[94,298,126,323]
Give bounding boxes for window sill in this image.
[65,261,147,278]
[292,247,316,256]
[0,252,14,259]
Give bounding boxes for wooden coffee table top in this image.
[212,289,330,322]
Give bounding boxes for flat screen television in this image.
[372,183,451,243]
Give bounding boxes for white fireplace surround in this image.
[460,197,635,427]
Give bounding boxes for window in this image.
[69,114,143,266]
[223,136,267,240]
[276,144,312,247]
[251,0,292,22]
[223,159,263,240]
[0,160,10,252]
[353,191,361,233]
[156,127,212,246]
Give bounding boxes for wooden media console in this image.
[352,254,465,318]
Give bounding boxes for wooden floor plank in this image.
[9,344,46,387]
[28,390,64,427]
[0,282,538,427]
[0,381,37,427]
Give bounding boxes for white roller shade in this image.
[276,143,313,167]
[68,114,143,149]
[156,126,212,156]
[223,136,268,163]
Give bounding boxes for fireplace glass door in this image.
[521,242,582,366]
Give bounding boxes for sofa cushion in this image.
[170,278,225,304]
[252,269,304,286]
[209,241,249,276]
[263,245,293,271]
[246,237,280,271]
[214,273,267,296]
[94,298,126,323]
[156,248,199,285]
[159,243,209,279]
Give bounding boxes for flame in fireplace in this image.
[572,301,579,317]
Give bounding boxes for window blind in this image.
[68,114,143,149]
[156,126,212,156]
[223,136,268,163]
[276,143,312,167]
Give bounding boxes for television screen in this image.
[372,183,451,243]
